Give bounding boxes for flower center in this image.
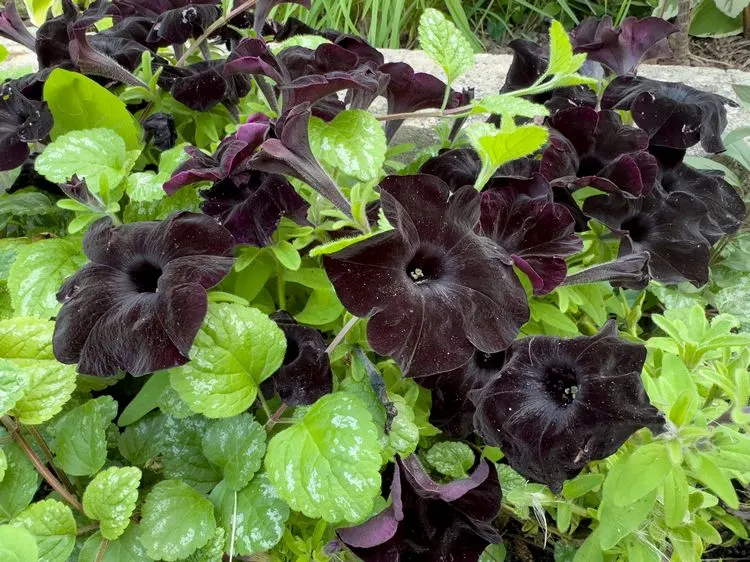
[578,155,605,177]
[621,215,651,243]
[544,365,579,407]
[474,350,506,371]
[406,248,443,285]
[128,260,163,293]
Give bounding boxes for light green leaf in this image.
[0,44,7,65]
[10,499,76,562]
[78,525,152,562]
[547,20,586,75]
[265,393,381,523]
[202,413,266,491]
[690,453,739,509]
[713,0,747,18]
[0,444,39,522]
[0,318,77,425]
[309,110,387,182]
[472,95,549,120]
[118,371,170,427]
[480,544,507,562]
[574,529,604,562]
[211,474,290,555]
[124,186,201,222]
[0,238,30,281]
[7,238,86,319]
[183,527,225,562]
[294,287,344,326]
[308,228,389,257]
[467,124,549,190]
[0,449,5,483]
[0,524,38,562]
[170,303,286,418]
[663,466,689,528]
[117,413,162,467]
[0,359,25,416]
[690,0,743,37]
[270,239,301,271]
[734,84,750,106]
[562,473,605,499]
[82,467,142,540]
[125,172,166,202]
[22,0,57,25]
[418,8,474,84]
[385,394,419,458]
[140,480,216,561]
[612,443,672,506]
[54,396,116,477]
[44,68,142,150]
[425,441,475,480]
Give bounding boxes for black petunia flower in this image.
[143,112,178,151]
[480,174,582,295]
[146,3,220,45]
[260,311,332,406]
[338,455,502,562]
[419,148,482,192]
[562,252,651,290]
[110,0,219,20]
[53,212,235,377]
[541,107,658,197]
[570,16,678,76]
[252,0,312,36]
[583,185,713,286]
[602,77,737,153]
[0,83,54,172]
[323,174,529,377]
[0,0,36,52]
[472,321,665,492]
[157,60,251,112]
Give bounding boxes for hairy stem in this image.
[0,416,84,513]
[176,0,257,67]
[255,76,280,116]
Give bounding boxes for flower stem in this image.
[256,393,272,420]
[264,404,288,430]
[276,263,286,310]
[26,425,77,500]
[0,415,84,513]
[95,539,109,562]
[176,0,258,67]
[373,104,473,122]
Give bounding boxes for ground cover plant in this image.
[0,1,749,561]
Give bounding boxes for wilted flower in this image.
[109,0,220,20]
[157,60,251,112]
[338,455,502,561]
[261,311,332,405]
[472,321,665,492]
[541,107,658,196]
[0,83,54,171]
[583,185,713,286]
[324,174,529,377]
[252,0,312,36]
[563,252,651,290]
[570,16,678,76]
[143,112,178,151]
[53,212,235,377]
[602,77,737,153]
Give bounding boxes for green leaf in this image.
[0,449,5,483]
[612,443,672,506]
[309,110,387,182]
[54,396,116,477]
[0,238,30,281]
[0,524,38,562]
[125,172,166,202]
[625,537,661,562]
[117,371,170,426]
[10,499,76,562]
[472,95,549,120]
[22,0,57,25]
[0,444,39,522]
[690,0,743,37]
[139,480,217,562]
[124,186,201,222]
[418,8,474,84]
[467,124,549,190]
[159,415,222,493]
[211,474,290,555]
[294,288,344,326]
[734,84,750,106]
[562,473,604,499]
[82,466,142,540]
[201,413,266,491]
[0,318,77,425]
[169,303,286,418]
[547,20,586,75]
[0,44,7,64]
[265,393,381,523]
[425,441,475,479]
[117,413,162,466]
[43,68,142,151]
[270,239,301,271]
[77,525,152,562]
[690,453,739,509]
[713,0,747,18]
[574,529,604,562]
[385,394,419,458]
[662,466,689,528]
[480,544,507,562]
[0,359,25,416]
[7,237,86,319]
[183,527,225,562]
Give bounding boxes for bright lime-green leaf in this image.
[7,238,86,319]
[211,475,289,555]
[663,466,689,528]
[480,544,507,561]
[574,529,605,562]
[169,303,286,418]
[612,443,672,506]
[385,394,419,458]
[0,45,7,64]
[77,525,151,562]
[425,441,475,480]
[472,95,549,120]
[270,239,301,271]
[22,0,58,25]
[139,480,217,562]
[0,524,38,562]
[294,287,344,326]
[418,8,474,84]
[265,393,382,523]
[0,238,30,282]
[201,414,266,491]
[691,453,739,508]
[10,499,76,562]
[125,172,166,202]
[562,473,605,499]
[0,318,77,425]
[0,444,39,522]
[0,359,25,416]
[547,20,586,75]
[309,110,387,182]
[82,467,142,540]
[54,396,117,476]
[625,537,661,562]
[0,449,5,483]
[44,68,142,150]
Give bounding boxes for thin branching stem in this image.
[26,425,77,497]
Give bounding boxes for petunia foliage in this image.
[0,4,748,562]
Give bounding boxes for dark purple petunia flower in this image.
[323,174,529,377]
[143,112,178,151]
[570,16,678,76]
[53,212,235,377]
[0,0,36,52]
[157,60,251,111]
[147,3,220,45]
[109,0,220,20]
[480,174,582,295]
[602,77,737,153]
[339,455,501,561]
[260,311,332,405]
[419,148,482,192]
[583,185,712,286]
[252,0,312,36]
[0,83,54,172]
[562,252,651,290]
[472,321,665,492]
[379,62,461,141]
[69,27,147,86]
[60,175,105,211]
[418,350,506,439]
[541,107,658,197]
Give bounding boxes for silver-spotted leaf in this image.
[82,466,141,540]
[202,414,266,491]
[10,499,76,562]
